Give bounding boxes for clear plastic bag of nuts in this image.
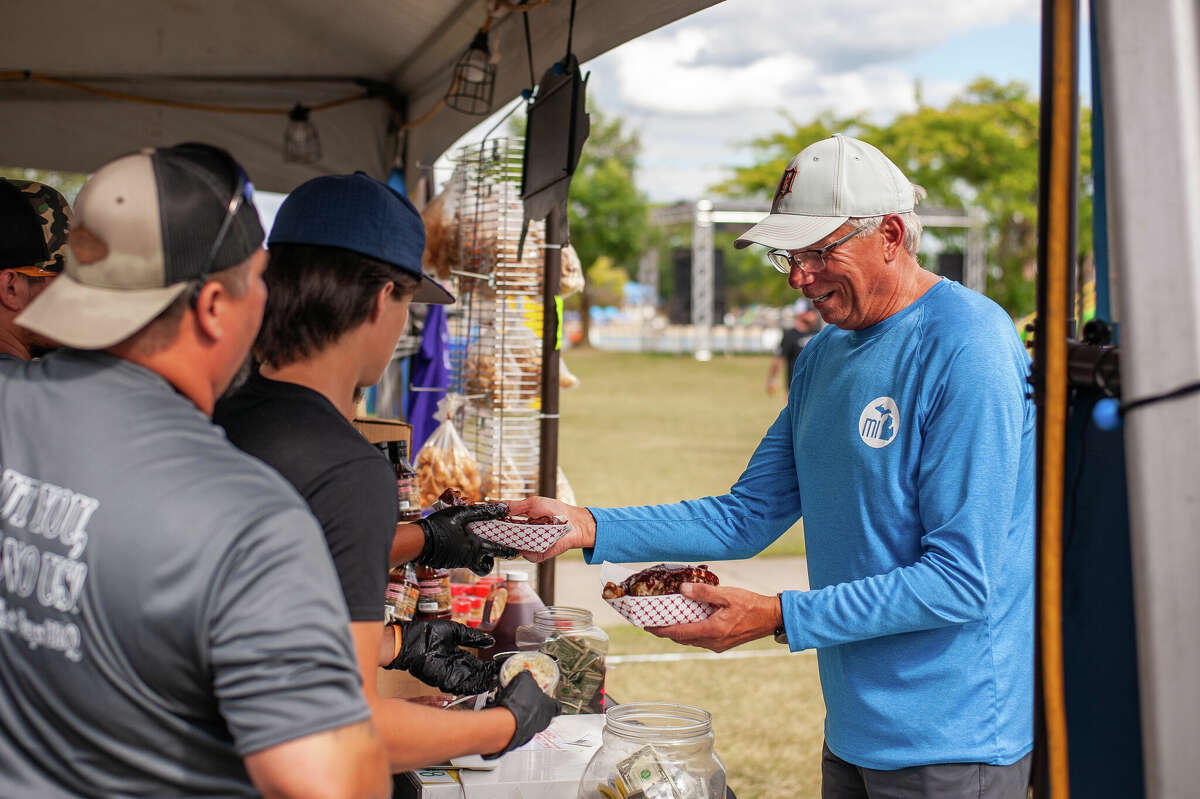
[414,394,483,507]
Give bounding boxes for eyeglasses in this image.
[180,143,254,307]
[766,226,864,275]
[202,162,253,276]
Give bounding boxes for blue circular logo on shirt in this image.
[858,396,899,448]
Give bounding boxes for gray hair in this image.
[849,184,927,256]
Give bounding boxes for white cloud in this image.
[603,0,1034,117]
[612,29,816,114]
[579,0,1038,201]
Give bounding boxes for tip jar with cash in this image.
[515,606,608,714]
[578,703,726,799]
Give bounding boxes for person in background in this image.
[215,173,557,773]
[0,144,389,799]
[0,179,72,360]
[514,135,1034,798]
[766,298,822,395]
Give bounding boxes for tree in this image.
[715,79,1093,319]
[583,256,627,307]
[564,109,649,344]
[508,106,649,344]
[0,167,86,204]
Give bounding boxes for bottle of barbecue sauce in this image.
[479,570,545,659]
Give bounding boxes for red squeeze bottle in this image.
[480,571,545,659]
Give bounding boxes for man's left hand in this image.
[417,503,518,576]
[646,583,783,653]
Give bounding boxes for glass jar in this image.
[467,597,485,627]
[414,566,452,620]
[577,703,726,799]
[516,607,608,714]
[384,563,419,623]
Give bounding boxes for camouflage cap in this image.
[0,179,73,276]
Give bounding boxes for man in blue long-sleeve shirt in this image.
[513,135,1034,798]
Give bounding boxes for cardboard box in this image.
[376,666,447,701]
[396,768,462,798]
[352,416,412,450]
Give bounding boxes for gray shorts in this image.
[821,742,1032,799]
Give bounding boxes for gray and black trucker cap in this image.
[17,142,263,349]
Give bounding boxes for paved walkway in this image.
[498,556,810,629]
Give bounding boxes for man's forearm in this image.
[371,698,515,771]
[588,492,799,565]
[378,624,398,668]
[780,554,991,652]
[390,523,424,566]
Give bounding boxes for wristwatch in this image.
[773,592,788,645]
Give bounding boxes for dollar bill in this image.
[616,746,681,799]
[575,651,604,675]
[572,670,603,699]
[541,634,591,674]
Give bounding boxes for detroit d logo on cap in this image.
[775,167,797,202]
[858,396,899,448]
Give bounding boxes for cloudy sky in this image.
[578,0,1044,202]
[438,0,1072,206]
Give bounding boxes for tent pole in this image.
[536,203,564,604]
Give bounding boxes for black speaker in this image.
[667,248,726,325]
[936,251,965,284]
[668,249,691,324]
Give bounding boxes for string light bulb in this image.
[283,104,321,163]
[446,31,496,115]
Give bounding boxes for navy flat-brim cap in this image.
[268,171,454,305]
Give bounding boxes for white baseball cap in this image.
[734,134,915,251]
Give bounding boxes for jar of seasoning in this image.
[516,606,608,714]
[577,703,726,799]
[467,597,485,628]
[383,563,419,623]
[451,597,472,624]
[414,565,452,620]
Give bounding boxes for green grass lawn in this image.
[602,626,825,799]
[557,349,805,558]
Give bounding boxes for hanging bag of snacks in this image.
[415,393,483,507]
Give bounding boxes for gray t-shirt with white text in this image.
[0,349,369,797]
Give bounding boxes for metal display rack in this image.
[445,137,547,502]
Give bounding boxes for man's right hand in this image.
[505,497,597,562]
[386,619,500,695]
[483,670,559,759]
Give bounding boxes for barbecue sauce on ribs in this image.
[438,488,561,525]
[602,563,719,599]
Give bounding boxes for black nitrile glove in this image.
[483,670,560,759]
[386,619,500,695]
[416,503,518,576]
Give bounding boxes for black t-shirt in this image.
[778,328,813,386]
[215,373,397,622]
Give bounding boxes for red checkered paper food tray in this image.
[467,518,571,553]
[600,562,715,628]
[605,593,715,627]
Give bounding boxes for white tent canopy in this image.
[1,0,718,192]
